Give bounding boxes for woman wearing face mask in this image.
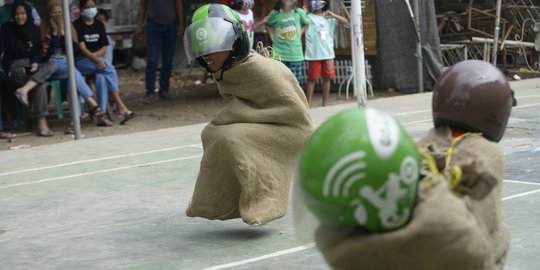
[73,0,134,125]
[41,0,110,131]
[0,1,56,137]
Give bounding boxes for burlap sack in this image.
[315,127,510,270]
[317,177,493,270]
[418,127,510,269]
[186,52,313,226]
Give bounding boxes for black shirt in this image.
[73,18,109,53]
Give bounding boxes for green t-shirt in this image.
[267,8,310,62]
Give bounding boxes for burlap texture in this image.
[185,52,313,226]
[316,177,493,270]
[418,127,510,269]
[315,127,509,270]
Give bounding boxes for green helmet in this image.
[184,4,249,62]
[298,108,419,232]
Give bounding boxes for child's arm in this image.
[266,25,275,43]
[326,11,348,25]
[301,25,308,37]
[253,16,268,32]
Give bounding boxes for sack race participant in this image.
[297,101,510,269]
[416,60,514,269]
[183,4,313,226]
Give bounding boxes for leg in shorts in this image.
[308,59,336,81]
[283,61,304,84]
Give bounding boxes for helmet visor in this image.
[184,18,237,62]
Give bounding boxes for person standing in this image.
[231,0,255,49]
[134,0,184,105]
[304,0,347,107]
[266,0,310,84]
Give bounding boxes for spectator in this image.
[1,1,56,137]
[231,0,255,49]
[41,0,111,132]
[266,0,310,84]
[134,0,184,105]
[304,0,348,106]
[74,0,135,125]
[0,0,41,26]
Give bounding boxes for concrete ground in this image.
[0,79,539,270]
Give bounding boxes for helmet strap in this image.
[212,54,237,82]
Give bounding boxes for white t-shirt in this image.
[235,9,254,49]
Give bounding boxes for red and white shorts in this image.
[307,59,336,81]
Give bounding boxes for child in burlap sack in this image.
[414,60,514,269]
[183,4,313,226]
[296,61,513,270]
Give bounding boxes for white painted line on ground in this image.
[402,119,432,125]
[394,109,430,116]
[514,102,540,109]
[503,188,540,201]
[0,155,202,189]
[0,144,202,177]
[504,179,540,186]
[384,95,537,118]
[397,102,540,126]
[516,95,540,99]
[200,243,316,270]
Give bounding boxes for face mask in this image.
[242,0,254,10]
[82,7,97,19]
[311,0,326,11]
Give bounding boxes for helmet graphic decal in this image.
[196,28,208,41]
[323,151,367,198]
[400,156,419,185]
[367,108,399,160]
[323,151,418,229]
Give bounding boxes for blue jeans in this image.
[49,56,94,100]
[146,21,178,96]
[76,57,120,112]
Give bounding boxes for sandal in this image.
[97,118,114,127]
[64,126,75,135]
[0,131,16,140]
[89,105,104,118]
[119,111,135,125]
[37,128,54,137]
[14,91,29,107]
